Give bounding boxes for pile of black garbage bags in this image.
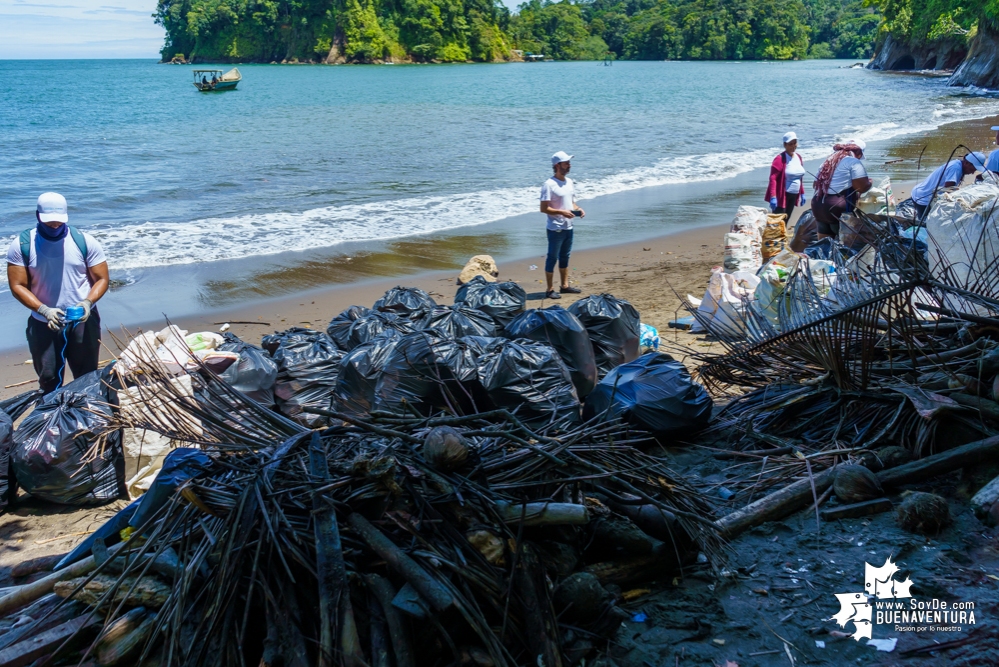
[250,277,713,437]
[0,278,713,512]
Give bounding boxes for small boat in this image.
[193,68,241,92]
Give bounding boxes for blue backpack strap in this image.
[68,226,88,265]
[18,229,31,266]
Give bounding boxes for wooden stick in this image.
[347,513,454,612]
[0,544,123,617]
[971,473,999,519]
[877,435,999,489]
[496,502,589,526]
[366,575,415,667]
[367,590,391,667]
[309,432,356,667]
[3,380,34,389]
[0,614,99,667]
[714,468,837,539]
[10,554,66,579]
[949,393,999,423]
[514,545,562,667]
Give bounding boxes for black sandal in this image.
[546,289,561,299]
[560,285,582,294]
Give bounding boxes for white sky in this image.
[0,0,523,59]
[0,0,164,58]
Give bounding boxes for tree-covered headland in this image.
[155,0,882,64]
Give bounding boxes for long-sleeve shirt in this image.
[766,152,805,208]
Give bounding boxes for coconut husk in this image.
[552,573,611,623]
[834,464,884,502]
[896,492,951,534]
[422,426,470,472]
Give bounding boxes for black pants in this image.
[777,201,796,223]
[26,307,101,394]
[913,202,928,221]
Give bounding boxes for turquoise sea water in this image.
[2,59,999,343]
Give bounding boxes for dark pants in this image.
[811,190,857,237]
[913,202,928,220]
[26,307,101,394]
[545,228,574,273]
[777,201,796,223]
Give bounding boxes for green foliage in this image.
[871,0,979,44]
[154,0,884,62]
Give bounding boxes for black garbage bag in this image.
[267,328,345,427]
[333,329,404,417]
[454,276,527,328]
[504,306,598,397]
[895,197,918,221]
[11,368,125,506]
[340,311,415,352]
[373,286,437,316]
[802,237,857,262]
[583,353,712,441]
[0,389,44,421]
[326,305,371,350]
[1,408,15,511]
[567,294,641,376]
[218,334,278,405]
[476,338,581,427]
[373,331,495,416]
[421,305,498,339]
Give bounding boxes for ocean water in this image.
[2,59,999,339]
[4,59,999,270]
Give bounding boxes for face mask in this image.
[36,222,68,241]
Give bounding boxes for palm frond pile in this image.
[0,349,721,667]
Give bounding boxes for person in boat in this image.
[201,75,208,88]
[810,139,871,239]
[766,131,806,222]
[6,193,109,394]
[540,151,585,300]
[910,152,986,220]
[211,74,218,85]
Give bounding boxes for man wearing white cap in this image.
[6,193,109,394]
[540,151,585,300]
[910,152,986,219]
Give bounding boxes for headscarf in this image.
[814,143,865,198]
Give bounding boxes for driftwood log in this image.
[714,469,836,539]
[0,615,99,667]
[0,544,124,617]
[971,474,999,519]
[347,513,454,612]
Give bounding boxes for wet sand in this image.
[0,105,988,398]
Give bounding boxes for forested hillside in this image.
[156,0,880,63]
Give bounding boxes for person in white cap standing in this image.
[539,151,584,300]
[811,139,872,239]
[6,193,109,394]
[910,152,986,220]
[765,131,806,221]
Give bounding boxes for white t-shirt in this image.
[784,153,805,193]
[911,159,964,205]
[827,156,868,195]
[540,176,575,231]
[985,150,999,173]
[7,228,107,322]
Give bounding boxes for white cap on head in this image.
[965,151,988,171]
[991,126,999,131]
[36,192,68,224]
[782,131,798,144]
[846,138,867,150]
[551,151,573,166]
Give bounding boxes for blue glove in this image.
[799,191,806,206]
[769,197,778,212]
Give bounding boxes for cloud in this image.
[0,0,163,57]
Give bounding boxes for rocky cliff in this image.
[867,33,967,71]
[950,21,999,88]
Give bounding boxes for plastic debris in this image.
[567,294,642,375]
[504,306,598,397]
[454,275,527,328]
[583,353,713,440]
